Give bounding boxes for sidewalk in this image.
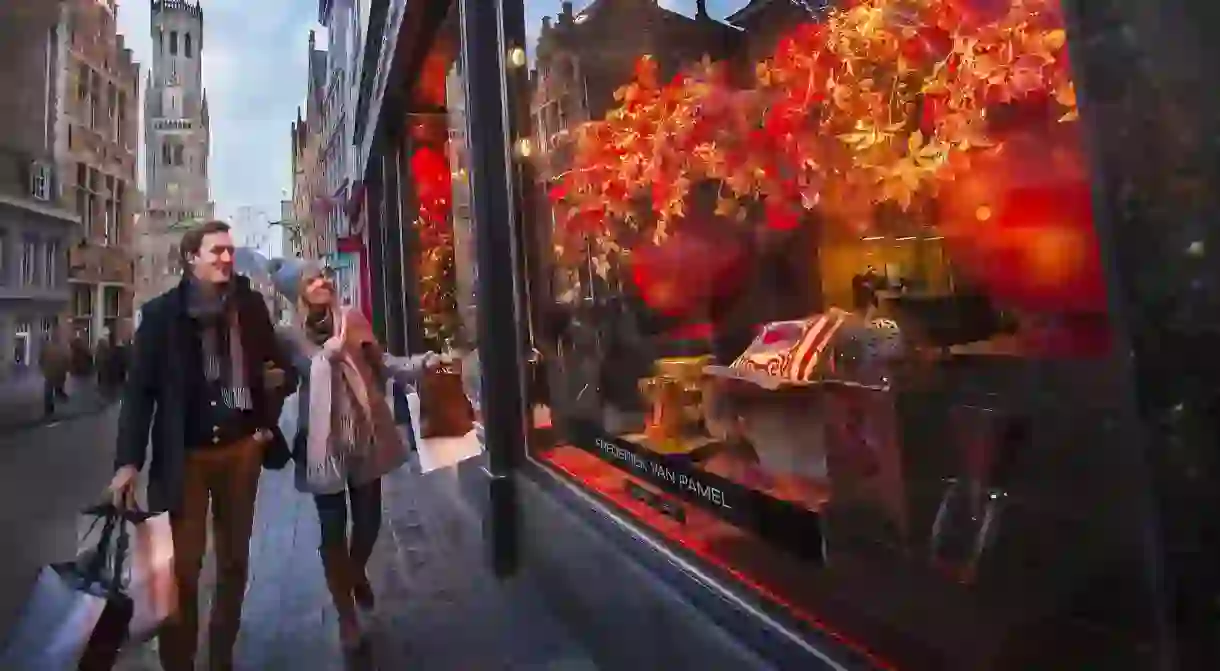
[115,424,596,669]
[0,372,110,433]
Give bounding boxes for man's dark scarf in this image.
[186,279,252,410]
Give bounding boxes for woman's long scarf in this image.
[303,308,387,494]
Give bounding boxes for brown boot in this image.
[351,565,375,611]
[319,545,364,652]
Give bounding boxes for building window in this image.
[110,182,125,247]
[77,164,98,239]
[13,321,32,367]
[170,31,178,55]
[103,286,122,341]
[173,144,184,166]
[44,239,59,287]
[116,91,127,146]
[71,285,94,343]
[90,79,100,130]
[185,32,193,58]
[490,1,1174,669]
[162,141,173,166]
[0,230,7,284]
[77,63,89,108]
[156,29,162,53]
[20,237,38,287]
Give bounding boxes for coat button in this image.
[212,437,220,444]
[211,401,217,407]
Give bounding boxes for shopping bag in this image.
[419,365,475,438]
[416,428,483,474]
[0,509,134,671]
[125,511,176,643]
[405,390,424,449]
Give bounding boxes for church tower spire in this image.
[137,0,214,304]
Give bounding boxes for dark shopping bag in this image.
[0,508,134,671]
[419,365,475,439]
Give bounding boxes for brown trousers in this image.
[158,436,263,671]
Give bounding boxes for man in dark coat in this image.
[105,220,297,671]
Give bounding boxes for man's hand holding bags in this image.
[107,466,139,511]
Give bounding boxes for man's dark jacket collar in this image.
[173,274,254,315]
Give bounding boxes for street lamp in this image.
[269,219,306,257]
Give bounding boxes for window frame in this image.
[20,236,39,288]
[43,238,60,287]
[474,1,1183,669]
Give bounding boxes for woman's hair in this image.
[293,266,330,330]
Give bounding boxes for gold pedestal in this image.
[638,356,711,453]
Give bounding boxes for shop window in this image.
[400,5,485,435]
[508,1,1162,669]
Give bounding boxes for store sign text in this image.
[595,438,731,509]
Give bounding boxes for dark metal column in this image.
[459,0,526,577]
[1063,1,1220,668]
[365,152,388,342]
[382,137,408,356]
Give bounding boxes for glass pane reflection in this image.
[509,1,1162,668]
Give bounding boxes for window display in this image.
[412,5,482,436]
[510,0,1160,668]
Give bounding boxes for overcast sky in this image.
[117,0,320,252]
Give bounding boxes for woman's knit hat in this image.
[268,257,324,303]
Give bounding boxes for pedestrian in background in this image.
[69,336,93,379]
[105,220,297,671]
[94,337,114,395]
[37,329,70,416]
[270,258,440,655]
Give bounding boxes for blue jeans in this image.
[313,477,382,567]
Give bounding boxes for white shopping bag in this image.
[0,565,110,670]
[410,386,483,473]
[406,391,424,449]
[125,512,176,642]
[416,429,484,474]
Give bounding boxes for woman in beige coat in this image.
[271,258,440,653]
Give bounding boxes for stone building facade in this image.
[0,0,78,379]
[318,0,364,307]
[136,0,213,309]
[57,0,140,346]
[290,33,327,265]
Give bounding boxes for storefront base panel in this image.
[512,468,859,671]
